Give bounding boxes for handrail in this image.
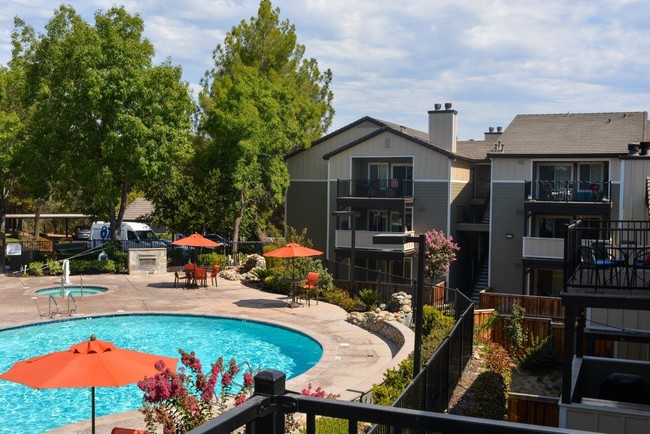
[48,295,60,318]
[67,293,77,316]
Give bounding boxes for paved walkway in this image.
[0,272,413,433]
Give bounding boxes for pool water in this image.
[0,314,322,433]
[35,285,108,297]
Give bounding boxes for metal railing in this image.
[187,369,582,434]
[525,180,612,203]
[564,220,650,291]
[337,179,414,198]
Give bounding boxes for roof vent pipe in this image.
[628,143,640,155]
[489,127,495,132]
[434,103,441,111]
[445,102,452,110]
[497,126,502,132]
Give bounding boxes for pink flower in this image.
[234,394,247,405]
[221,373,231,387]
[243,372,254,387]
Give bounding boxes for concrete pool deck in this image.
[0,272,413,433]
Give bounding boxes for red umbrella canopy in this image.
[263,242,323,258]
[0,334,177,389]
[172,233,220,248]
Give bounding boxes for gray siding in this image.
[286,181,328,253]
[490,182,526,294]
[412,181,448,234]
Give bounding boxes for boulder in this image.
[244,254,266,272]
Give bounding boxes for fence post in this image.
[251,369,287,434]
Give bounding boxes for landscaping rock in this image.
[244,254,266,272]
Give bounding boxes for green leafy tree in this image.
[199,0,334,254]
[10,6,194,239]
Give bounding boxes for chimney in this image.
[484,125,503,142]
[428,102,457,153]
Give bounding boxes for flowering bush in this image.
[138,350,256,434]
[284,383,340,432]
[423,229,459,279]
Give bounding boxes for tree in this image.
[423,229,459,280]
[10,6,194,239]
[199,0,334,255]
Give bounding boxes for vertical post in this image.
[413,233,425,378]
[562,305,577,404]
[350,212,356,292]
[0,232,5,274]
[252,369,286,434]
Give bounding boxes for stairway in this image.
[471,261,489,306]
[481,202,490,224]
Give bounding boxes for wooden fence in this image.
[508,393,559,427]
[479,291,564,319]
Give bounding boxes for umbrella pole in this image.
[91,386,96,434]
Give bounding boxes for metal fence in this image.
[368,289,474,434]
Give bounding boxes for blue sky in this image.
[1,0,648,140]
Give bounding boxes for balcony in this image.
[335,230,416,251]
[525,180,612,203]
[523,237,564,259]
[337,179,413,199]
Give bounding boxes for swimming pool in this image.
[0,314,322,433]
[35,285,108,297]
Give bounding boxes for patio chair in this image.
[193,267,208,287]
[210,265,220,287]
[301,272,320,307]
[174,270,190,288]
[111,428,150,434]
[580,245,623,285]
[631,248,650,286]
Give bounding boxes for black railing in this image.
[525,180,612,203]
[337,179,414,198]
[564,220,650,291]
[188,369,579,434]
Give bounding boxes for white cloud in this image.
[1,0,648,139]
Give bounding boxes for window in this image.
[538,164,572,182]
[369,163,389,181]
[403,257,413,279]
[536,217,570,238]
[368,210,389,231]
[578,162,604,183]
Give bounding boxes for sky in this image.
[1,0,649,140]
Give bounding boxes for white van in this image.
[91,221,167,250]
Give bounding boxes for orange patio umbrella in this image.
[172,232,220,248]
[263,242,323,259]
[0,334,177,434]
[264,243,323,281]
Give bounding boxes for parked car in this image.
[72,225,91,240]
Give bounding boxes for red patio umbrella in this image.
[0,334,177,434]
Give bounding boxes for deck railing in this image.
[337,178,414,198]
[187,369,583,434]
[564,220,650,291]
[525,180,612,203]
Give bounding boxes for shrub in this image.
[197,252,228,267]
[504,303,526,359]
[371,358,413,406]
[263,275,291,294]
[421,305,453,337]
[69,259,116,274]
[250,267,271,281]
[520,336,557,371]
[28,262,44,276]
[46,259,63,275]
[323,289,357,312]
[357,288,380,311]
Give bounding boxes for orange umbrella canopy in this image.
[172,233,220,248]
[0,335,177,434]
[263,242,323,258]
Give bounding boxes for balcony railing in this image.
[335,230,416,251]
[337,179,414,198]
[523,237,564,259]
[525,180,612,203]
[564,220,650,291]
[188,368,580,434]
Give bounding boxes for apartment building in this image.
[286,105,649,297]
[285,103,493,290]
